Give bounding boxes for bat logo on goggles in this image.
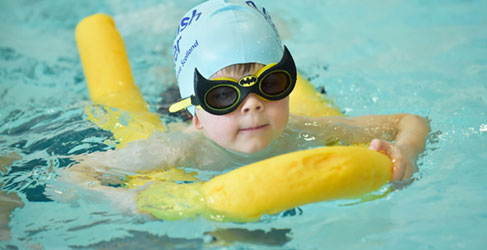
[238,76,257,87]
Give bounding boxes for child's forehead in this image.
[211,63,265,80]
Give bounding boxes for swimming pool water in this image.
[1,0,486,249]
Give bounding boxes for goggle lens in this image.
[206,86,238,109]
[260,72,290,96]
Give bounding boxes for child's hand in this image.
[368,139,418,181]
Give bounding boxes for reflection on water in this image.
[206,228,292,247]
[0,152,23,242]
[0,183,24,242]
[71,228,291,249]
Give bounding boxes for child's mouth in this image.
[239,124,269,132]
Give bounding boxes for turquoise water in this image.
[1,0,486,249]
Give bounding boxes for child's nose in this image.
[240,93,264,114]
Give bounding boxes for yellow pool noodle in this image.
[135,146,392,222]
[202,146,391,220]
[289,74,342,117]
[76,14,164,148]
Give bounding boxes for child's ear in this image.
[193,113,203,130]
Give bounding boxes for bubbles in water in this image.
[480,124,487,134]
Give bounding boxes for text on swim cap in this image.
[176,40,199,78]
[174,9,202,62]
[176,9,202,36]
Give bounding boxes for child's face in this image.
[193,65,289,153]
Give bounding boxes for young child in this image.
[56,0,429,202]
[168,0,429,180]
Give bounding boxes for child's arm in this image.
[365,114,430,180]
[46,129,202,207]
[291,114,430,180]
[346,114,430,180]
[46,162,138,214]
[76,130,199,172]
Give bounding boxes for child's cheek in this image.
[206,116,239,146]
[269,98,290,130]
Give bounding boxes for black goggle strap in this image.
[168,46,296,113]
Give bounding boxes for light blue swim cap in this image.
[173,0,284,114]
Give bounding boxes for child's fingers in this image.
[368,139,380,150]
[391,156,406,181]
[369,139,406,181]
[368,139,393,155]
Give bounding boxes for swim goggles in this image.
[169,46,296,115]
